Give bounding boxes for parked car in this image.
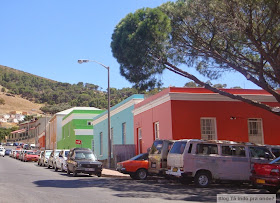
[38,151,44,166]
[66,148,102,177]
[266,145,280,158]
[23,151,39,162]
[165,139,275,187]
[16,150,21,159]
[19,150,29,161]
[5,149,12,156]
[13,142,19,146]
[54,150,70,172]
[250,156,280,193]
[5,142,13,146]
[148,139,174,176]
[0,148,5,157]
[47,150,62,168]
[41,150,52,166]
[116,153,149,180]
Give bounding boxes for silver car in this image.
[54,150,70,172]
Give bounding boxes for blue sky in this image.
[0,0,258,91]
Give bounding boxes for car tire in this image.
[47,163,51,169]
[194,171,211,188]
[61,164,64,172]
[54,164,58,172]
[97,172,102,177]
[67,166,71,175]
[130,173,137,180]
[72,168,77,177]
[136,169,148,180]
[265,186,279,194]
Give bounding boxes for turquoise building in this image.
[92,94,144,162]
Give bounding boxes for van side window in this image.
[249,147,274,159]
[196,144,218,155]
[170,141,187,154]
[222,146,246,157]
[188,144,193,153]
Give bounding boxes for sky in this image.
[0,0,259,91]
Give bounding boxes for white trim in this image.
[200,117,217,140]
[133,92,277,115]
[74,129,93,136]
[133,94,170,116]
[92,98,143,125]
[62,113,99,126]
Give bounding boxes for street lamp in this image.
[78,59,111,168]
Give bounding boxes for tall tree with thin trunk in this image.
[111,0,280,116]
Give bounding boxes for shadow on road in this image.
[33,176,278,202]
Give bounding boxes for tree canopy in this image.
[111,0,280,116]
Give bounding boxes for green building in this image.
[57,107,105,150]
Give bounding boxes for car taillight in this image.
[270,169,280,176]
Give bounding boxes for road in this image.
[0,156,278,203]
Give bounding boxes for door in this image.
[137,128,142,154]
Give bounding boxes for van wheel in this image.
[136,169,148,180]
[195,171,211,188]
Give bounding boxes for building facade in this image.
[57,108,104,150]
[133,87,280,154]
[92,94,144,162]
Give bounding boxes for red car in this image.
[250,156,280,193]
[23,151,39,162]
[116,153,148,180]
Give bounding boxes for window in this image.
[249,146,274,159]
[196,144,218,155]
[169,141,187,154]
[122,122,126,144]
[150,140,163,154]
[138,128,142,154]
[248,119,263,144]
[100,132,103,156]
[87,121,93,126]
[111,127,113,153]
[200,118,217,140]
[222,146,246,157]
[154,122,160,140]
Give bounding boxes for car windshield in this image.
[27,151,36,155]
[65,151,69,157]
[250,147,274,159]
[270,156,280,164]
[170,141,187,154]
[130,153,148,160]
[75,151,96,160]
[150,140,163,155]
[55,151,60,156]
[45,151,52,156]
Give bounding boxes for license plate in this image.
[85,168,95,171]
[256,179,265,184]
[172,167,178,172]
[151,163,156,168]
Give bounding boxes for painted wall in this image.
[58,109,104,150]
[93,94,144,160]
[134,87,280,154]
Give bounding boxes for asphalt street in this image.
[0,156,278,203]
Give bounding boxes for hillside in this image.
[0,87,43,115]
[0,65,162,114]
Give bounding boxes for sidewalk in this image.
[102,168,129,178]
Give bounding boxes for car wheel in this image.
[97,172,102,177]
[194,171,211,188]
[47,163,51,169]
[72,168,77,177]
[265,186,279,194]
[136,169,148,180]
[130,173,137,180]
[54,164,58,172]
[67,166,71,175]
[61,164,64,172]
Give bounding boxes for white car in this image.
[54,150,70,172]
[0,148,5,157]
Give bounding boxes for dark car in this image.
[5,149,12,156]
[66,148,102,177]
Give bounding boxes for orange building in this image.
[133,87,280,154]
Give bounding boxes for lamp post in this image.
[78,59,111,168]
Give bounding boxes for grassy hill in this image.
[0,65,162,114]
